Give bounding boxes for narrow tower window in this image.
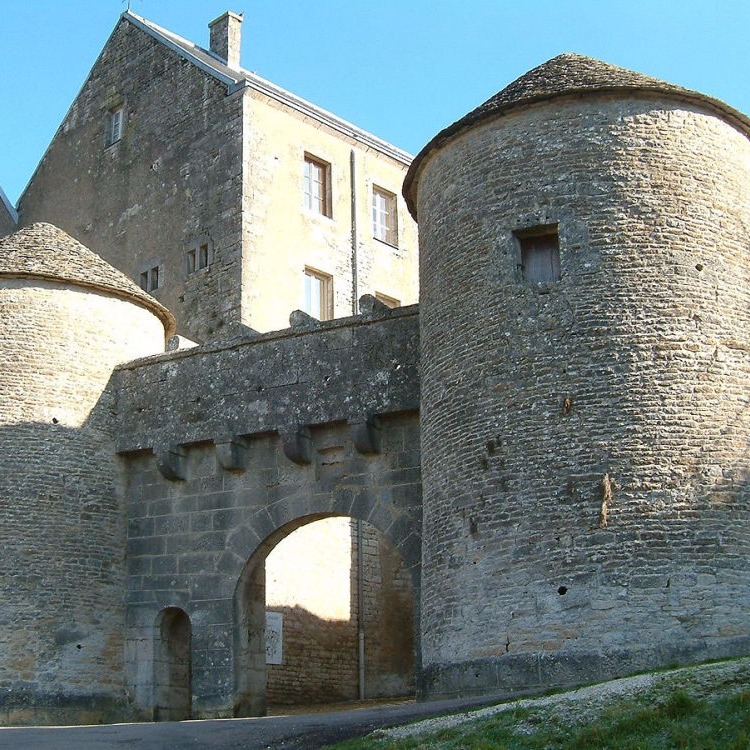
[517,227,561,283]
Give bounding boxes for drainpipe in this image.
[350,150,359,315]
[357,518,365,700]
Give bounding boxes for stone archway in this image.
[233,513,419,717]
[153,607,192,721]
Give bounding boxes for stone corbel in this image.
[350,414,382,455]
[280,425,312,465]
[154,444,187,481]
[215,437,248,472]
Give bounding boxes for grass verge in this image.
[329,659,750,749]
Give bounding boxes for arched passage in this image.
[153,607,192,721]
[233,513,419,717]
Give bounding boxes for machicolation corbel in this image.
[154,444,187,481]
[215,436,248,472]
[349,414,382,454]
[280,425,312,465]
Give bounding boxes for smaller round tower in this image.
[0,223,174,724]
[406,55,750,699]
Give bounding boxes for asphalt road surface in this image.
[0,694,508,750]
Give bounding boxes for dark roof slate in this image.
[404,53,750,218]
[0,223,175,336]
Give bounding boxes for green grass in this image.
[329,661,750,750]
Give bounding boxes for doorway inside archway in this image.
[153,606,192,721]
[233,515,415,716]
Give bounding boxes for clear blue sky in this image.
[2,0,749,206]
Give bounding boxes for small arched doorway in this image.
[153,607,192,721]
[233,514,417,716]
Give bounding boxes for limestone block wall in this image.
[416,96,750,698]
[114,309,422,718]
[0,279,166,724]
[18,18,245,342]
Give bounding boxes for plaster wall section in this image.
[0,280,167,724]
[18,19,245,342]
[416,96,750,698]
[240,90,418,332]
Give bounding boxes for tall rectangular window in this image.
[518,229,561,283]
[372,186,397,245]
[107,105,124,146]
[303,267,333,321]
[303,155,331,217]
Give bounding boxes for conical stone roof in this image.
[404,53,750,218]
[0,222,175,336]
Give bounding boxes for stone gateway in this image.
[1,16,749,726]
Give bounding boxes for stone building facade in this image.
[1,41,750,726]
[18,11,418,342]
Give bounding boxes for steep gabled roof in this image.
[124,11,412,165]
[0,223,175,336]
[403,53,750,218]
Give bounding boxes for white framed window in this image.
[303,267,333,321]
[372,186,398,246]
[139,264,161,292]
[107,105,124,147]
[186,241,212,275]
[303,154,331,217]
[517,227,561,283]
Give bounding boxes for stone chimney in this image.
[209,11,243,69]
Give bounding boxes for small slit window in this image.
[186,241,212,275]
[139,264,161,292]
[517,228,561,283]
[107,105,124,147]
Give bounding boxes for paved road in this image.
[0,694,510,750]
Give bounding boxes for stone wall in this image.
[0,279,166,725]
[18,17,245,343]
[416,95,750,698]
[115,308,422,718]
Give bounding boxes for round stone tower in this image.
[405,55,750,698]
[0,223,174,724]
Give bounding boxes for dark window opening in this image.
[518,229,561,283]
